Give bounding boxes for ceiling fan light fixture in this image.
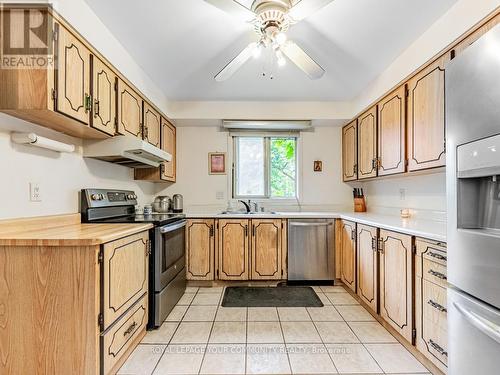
[252,44,262,59]
[276,49,286,67]
[275,31,287,45]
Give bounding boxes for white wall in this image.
[0,115,156,219]
[155,126,353,211]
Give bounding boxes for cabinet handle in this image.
[377,238,384,253]
[427,299,447,313]
[351,230,355,241]
[94,99,100,117]
[428,251,447,262]
[123,321,137,337]
[428,339,448,357]
[371,237,377,251]
[428,269,447,280]
[244,225,248,237]
[353,164,358,174]
[209,225,214,237]
[252,224,256,237]
[84,94,91,113]
[371,158,377,170]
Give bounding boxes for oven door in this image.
[154,219,186,292]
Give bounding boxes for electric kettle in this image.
[172,194,183,213]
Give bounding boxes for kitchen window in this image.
[233,136,298,199]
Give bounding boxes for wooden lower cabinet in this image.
[0,226,150,375]
[339,220,356,292]
[251,219,283,280]
[356,224,378,312]
[379,229,413,342]
[416,238,448,372]
[186,219,215,280]
[218,219,250,280]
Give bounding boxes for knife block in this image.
[354,197,367,212]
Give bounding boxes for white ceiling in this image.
[85,0,457,102]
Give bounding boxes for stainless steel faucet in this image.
[238,200,251,213]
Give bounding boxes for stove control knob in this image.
[127,194,134,200]
[91,194,101,201]
[99,194,105,200]
[132,194,137,199]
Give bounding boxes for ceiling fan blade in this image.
[281,41,325,80]
[215,42,258,82]
[204,0,256,23]
[288,0,334,22]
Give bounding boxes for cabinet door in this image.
[186,219,215,280]
[91,56,116,135]
[143,102,161,147]
[251,219,282,280]
[379,229,413,342]
[55,24,91,124]
[342,120,358,181]
[377,86,406,176]
[117,79,143,138]
[102,231,148,330]
[357,224,378,312]
[161,118,176,182]
[407,56,448,171]
[357,106,377,179]
[340,220,356,292]
[218,219,249,280]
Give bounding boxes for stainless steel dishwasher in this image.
[288,218,335,281]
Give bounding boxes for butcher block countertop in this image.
[0,213,153,246]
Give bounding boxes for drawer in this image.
[421,280,448,367]
[416,239,447,266]
[102,231,149,329]
[101,294,147,375]
[422,257,447,288]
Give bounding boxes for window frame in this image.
[232,135,298,200]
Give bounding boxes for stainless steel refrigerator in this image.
[446,24,500,374]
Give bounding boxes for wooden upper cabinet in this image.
[162,118,176,181]
[186,219,215,281]
[407,56,448,171]
[357,224,378,313]
[379,229,413,343]
[91,56,116,136]
[55,24,91,124]
[218,219,249,280]
[357,106,377,179]
[143,102,161,147]
[117,79,143,138]
[377,86,406,176]
[340,220,356,293]
[342,120,358,181]
[251,219,283,280]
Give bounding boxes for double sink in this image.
[220,210,278,215]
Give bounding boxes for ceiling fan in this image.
[205,0,333,81]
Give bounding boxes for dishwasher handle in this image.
[289,221,334,227]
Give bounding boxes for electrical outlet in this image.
[216,191,224,200]
[399,188,406,201]
[30,182,42,202]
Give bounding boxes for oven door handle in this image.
[159,219,187,233]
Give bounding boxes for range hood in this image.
[83,135,172,168]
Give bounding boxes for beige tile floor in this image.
[118,286,431,375]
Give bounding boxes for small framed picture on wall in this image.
[209,152,226,175]
[314,160,323,172]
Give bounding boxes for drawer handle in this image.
[428,299,447,313]
[429,339,448,357]
[428,251,447,261]
[428,269,447,280]
[123,321,137,337]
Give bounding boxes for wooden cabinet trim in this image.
[342,120,358,181]
[357,107,378,179]
[357,226,377,306]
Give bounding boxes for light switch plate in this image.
[30,182,42,202]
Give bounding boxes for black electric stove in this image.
[80,188,187,329]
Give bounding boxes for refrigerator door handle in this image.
[454,301,500,344]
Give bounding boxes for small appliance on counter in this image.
[172,194,183,213]
[80,188,186,329]
[353,188,366,212]
[152,195,171,213]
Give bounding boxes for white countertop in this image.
[185,210,447,242]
